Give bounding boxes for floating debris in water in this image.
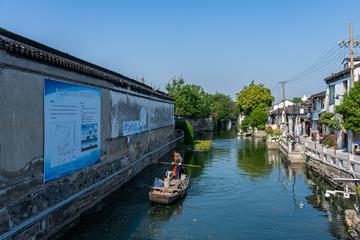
[272,208,284,211]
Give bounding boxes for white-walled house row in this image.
[323,57,360,151]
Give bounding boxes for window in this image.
[343,80,348,94]
[321,97,324,109]
[329,85,335,105]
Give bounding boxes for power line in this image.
[279,34,360,86]
[287,49,346,85]
[286,44,339,83]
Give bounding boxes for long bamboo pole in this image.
[160,162,201,167]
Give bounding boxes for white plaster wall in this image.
[150,100,174,130]
[110,91,174,139]
[271,100,293,111]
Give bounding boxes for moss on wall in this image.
[175,120,194,145]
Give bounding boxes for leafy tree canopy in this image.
[335,78,360,133]
[319,112,341,134]
[210,92,237,123]
[166,78,211,120]
[249,108,268,128]
[239,80,264,94]
[236,81,274,115]
[291,97,303,103]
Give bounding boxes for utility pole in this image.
[339,23,360,154]
[350,23,354,88]
[280,81,287,124]
[350,23,355,154]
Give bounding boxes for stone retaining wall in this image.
[0,28,180,239]
[181,118,214,132]
[2,131,184,240]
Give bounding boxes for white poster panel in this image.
[122,120,146,136]
[44,79,101,183]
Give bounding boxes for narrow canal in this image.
[52,126,354,239]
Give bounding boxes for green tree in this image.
[240,116,250,132]
[335,79,360,134]
[210,93,237,124]
[236,81,274,115]
[249,108,268,128]
[319,112,341,134]
[239,80,264,94]
[291,97,303,103]
[166,78,211,119]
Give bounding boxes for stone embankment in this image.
[253,130,266,138]
[346,210,360,239]
[301,138,360,239]
[268,136,305,163]
[180,118,214,132]
[266,134,360,238]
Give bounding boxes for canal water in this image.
[52,126,354,239]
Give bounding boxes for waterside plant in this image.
[178,140,212,151]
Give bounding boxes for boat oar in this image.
[160,162,201,167]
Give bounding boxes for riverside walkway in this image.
[300,137,360,161]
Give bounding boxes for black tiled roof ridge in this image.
[324,62,360,82]
[270,104,305,115]
[0,28,174,101]
[344,56,360,61]
[310,91,326,98]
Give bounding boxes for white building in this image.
[323,56,360,150]
[301,95,310,102]
[270,100,294,111]
[238,113,245,125]
[269,102,308,136]
[269,100,294,124]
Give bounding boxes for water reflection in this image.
[51,126,354,240]
[236,137,272,180]
[149,198,185,222]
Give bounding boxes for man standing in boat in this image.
[172,151,182,179]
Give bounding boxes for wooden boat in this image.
[149,174,191,204]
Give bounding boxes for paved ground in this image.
[300,137,360,161]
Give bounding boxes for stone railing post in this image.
[288,142,292,153]
[322,149,326,162]
[348,155,354,172]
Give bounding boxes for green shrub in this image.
[323,134,336,147]
[274,129,281,136]
[258,124,265,130]
[356,186,360,197]
[178,140,212,150]
[241,116,250,132]
[249,108,268,129]
[265,126,273,135]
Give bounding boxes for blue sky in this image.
[1,0,360,103]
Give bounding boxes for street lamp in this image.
[335,94,343,100]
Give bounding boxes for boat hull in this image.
[149,174,190,205]
[149,187,189,204]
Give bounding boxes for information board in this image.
[44,79,101,183]
[122,120,146,136]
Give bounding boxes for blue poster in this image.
[44,79,101,183]
[123,120,146,136]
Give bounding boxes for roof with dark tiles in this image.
[0,27,174,101]
[324,62,360,82]
[310,91,326,98]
